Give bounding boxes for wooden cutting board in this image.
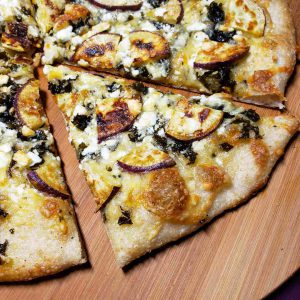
[1,1,300,299]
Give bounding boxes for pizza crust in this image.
[0,199,86,281]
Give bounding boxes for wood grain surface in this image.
[1,1,300,299]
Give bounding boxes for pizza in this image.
[0,0,298,278]
[44,65,299,267]
[37,0,296,108]
[0,52,86,281]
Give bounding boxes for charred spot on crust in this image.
[118,206,133,225]
[0,240,8,256]
[72,114,92,131]
[48,80,73,94]
[207,2,225,24]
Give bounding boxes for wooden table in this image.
[1,1,300,299]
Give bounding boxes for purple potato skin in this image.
[13,79,34,127]
[87,0,143,11]
[117,158,176,173]
[176,0,184,24]
[28,171,70,200]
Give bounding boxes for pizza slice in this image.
[38,0,296,108]
[44,65,299,267]
[0,59,86,281]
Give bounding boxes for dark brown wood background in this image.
[1,1,299,298]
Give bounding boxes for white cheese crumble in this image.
[101,147,110,160]
[0,143,11,153]
[186,22,206,32]
[0,75,9,86]
[55,26,74,42]
[28,25,39,38]
[135,112,157,129]
[27,150,42,166]
[73,104,87,116]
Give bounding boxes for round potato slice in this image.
[129,30,170,66]
[14,79,44,130]
[73,33,121,69]
[118,144,176,173]
[28,153,70,199]
[226,0,266,37]
[166,99,223,141]
[194,38,250,70]
[96,97,142,142]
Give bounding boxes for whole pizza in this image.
[0,0,299,280]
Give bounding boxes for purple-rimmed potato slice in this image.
[14,79,44,130]
[118,144,176,173]
[226,0,266,37]
[129,31,170,66]
[96,96,142,142]
[194,38,250,70]
[73,33,121,69]
[166,99,223,141]
[146,0,184,25]
[88,0,142,11]
[28,153,70,199]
